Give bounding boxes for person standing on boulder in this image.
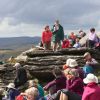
[52,20,64,51]
[13,63,27,88]
[41,25,52,50]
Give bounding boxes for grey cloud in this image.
[0,0,100,30]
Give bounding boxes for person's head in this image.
[52,67,62,78]
[55,20,59,26]
[75,38,80,43]
[29,79,39,88]
[90,28,95,33]
[13,62,21,70]
[79,30,83,33]
[71,32,74,35]
[45,25,50,31]
[69,59,78,68]
[83,73,98,84]
[84,52,92,61]
[25,87,39,100]
[64,68,79,79]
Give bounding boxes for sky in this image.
[0,0,100,37]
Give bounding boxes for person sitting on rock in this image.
[16,87,39,100]
[69,32,76,46]
[87,28,98,48]
[44,67,66,95]
[13,63,28,88]
[83,52,98,77]
[28,79,44,99]
[41,25,52,50]
[3,83,20,100]
[82,73,100,100]
[68,59,84,80]
[64,68,84,96]
[62,38,70,48]
[77,30,86,39]
[73,38,81,48]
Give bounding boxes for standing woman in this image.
[52,20,64,51]
[41,25,52,50]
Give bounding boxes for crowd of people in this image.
[0,20,100,100]
[0,51,99,100]
[41,20,100,51]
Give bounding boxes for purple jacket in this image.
[75,67,84,79]
[66,77,84,96]
[44,75,66,93]
[82,82,100,100]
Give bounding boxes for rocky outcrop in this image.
[0,47,100,88]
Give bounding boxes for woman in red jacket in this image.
[82,73,100,100]
[41,25,52,50]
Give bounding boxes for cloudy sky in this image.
[0,0,100,37]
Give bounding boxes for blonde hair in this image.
[25,87,39,100]
[64,68,79,77]
[29,79,39,88]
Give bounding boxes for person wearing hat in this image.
[63,58,73,70]
[64,68,84,96]
[69,59,84,79]
[41,25,52,50]
[4,83,20,100]
[82,73,100,100]
[83,52,98,77]
[14,63,28,88]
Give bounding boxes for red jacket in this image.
[82,82,100,100]
[42,31,52,43]
[62,39,70,48]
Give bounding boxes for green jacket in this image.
[52,24,64,42]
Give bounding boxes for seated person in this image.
[29,79,44,98]
[16,87,39,100]
[44,67,66,94]
[62,38,70,48]
[77,30,86,39]
[73,38,81,48]
[69,32,76,46]
[4,83,20,100]
[64,68,84,96]
[13,63,28,88]
[82,74,100,100]
[83,52,98,76]
[59,89,81,100]
[69,59,84,80]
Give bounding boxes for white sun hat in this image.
[7,83,15,89]
[66,58,73,66]
[83,73,98,84]
[69,59,78,68]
